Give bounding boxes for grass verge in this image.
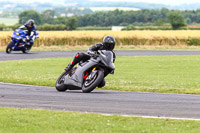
[0,107,200,133]
[0,56,200,94]
[2,45,200,51]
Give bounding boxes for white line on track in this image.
[100,113,200,121]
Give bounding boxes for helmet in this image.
[27,19,35,27]
[103,35,115,50]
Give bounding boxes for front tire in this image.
[22,45,32,53]
[55,71,68,92]
[82,70,104,93]
[6,42,14,54]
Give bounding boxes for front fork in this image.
[85,67,97,81]
[11,40,17,50]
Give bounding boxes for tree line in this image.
[18,10,78,30]
[77,8,198,27]
[7,8,200,30]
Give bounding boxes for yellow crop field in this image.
[1,30,200,49]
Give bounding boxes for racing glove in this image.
[87,50,96,56]
[26,36,30,40]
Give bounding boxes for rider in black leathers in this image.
[65,35,116,88]
[19,19,37,46]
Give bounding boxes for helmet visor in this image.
[105,43,115,50]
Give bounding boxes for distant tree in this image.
[196,13,200,23]
[185,17,192,24]
[154,19,164,26]
[125,24,136,30]
[19,10,42,25]
[67,17,78,30]
[53,16,68,25]
[41,10,55,24]
[167,11,186,30]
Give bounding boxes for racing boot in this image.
[64,53,80,72]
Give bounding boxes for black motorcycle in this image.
[55,50,115,93]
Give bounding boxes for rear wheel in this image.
[82,70,104,93]
[55,71,68,92]
[6,42,14,54]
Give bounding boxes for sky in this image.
[2,0,200,6]
[95,0,200,5]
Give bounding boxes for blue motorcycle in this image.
[6,29,39,54]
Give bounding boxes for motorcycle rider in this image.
[18,19,37,46]
[65,35,116,88]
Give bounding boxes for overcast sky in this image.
[3,0,200,5]
[96,0,200,5]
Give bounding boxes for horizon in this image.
[1,0,200,6]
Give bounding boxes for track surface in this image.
[1,50,200,119]
[1,50,200,61]
[0,83,200,119]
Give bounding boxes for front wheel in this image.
[22,45,32,53]
[6,42,14,54]
[55,71,68,92]
[82,70,104,93]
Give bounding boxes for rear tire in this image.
[82,70,104,93]
[55,71,68,92]
[6,42,14,54]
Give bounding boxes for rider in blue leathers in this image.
[18,19,37,46]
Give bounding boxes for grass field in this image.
[2,30,200,48]
[0,107,200,133]
[0,56,200,94]
[0,17,18,26]
[2,30,200,38]
[1,30,200,132]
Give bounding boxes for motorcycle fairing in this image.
[64,58,98,89]
[9,29,39,51]
[99,50,115,71]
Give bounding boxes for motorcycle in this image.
[56,50,115,93]
[6,28,39,54]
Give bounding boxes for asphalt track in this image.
[1,50,200,61]
[0,83,200,120]
[0,50,200,120]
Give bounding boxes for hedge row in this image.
[77,26,112,30]
[0,24,67,31]
[1,25,200,31]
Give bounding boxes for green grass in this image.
[0,107,200,133]
[0,56,200,94]
[0,17,18,26]
[30,47,200,51]
[2,45,200,51]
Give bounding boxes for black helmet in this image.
[27,19,35,27]
[103,35,115,50]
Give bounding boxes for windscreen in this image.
[100,50,115,70]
